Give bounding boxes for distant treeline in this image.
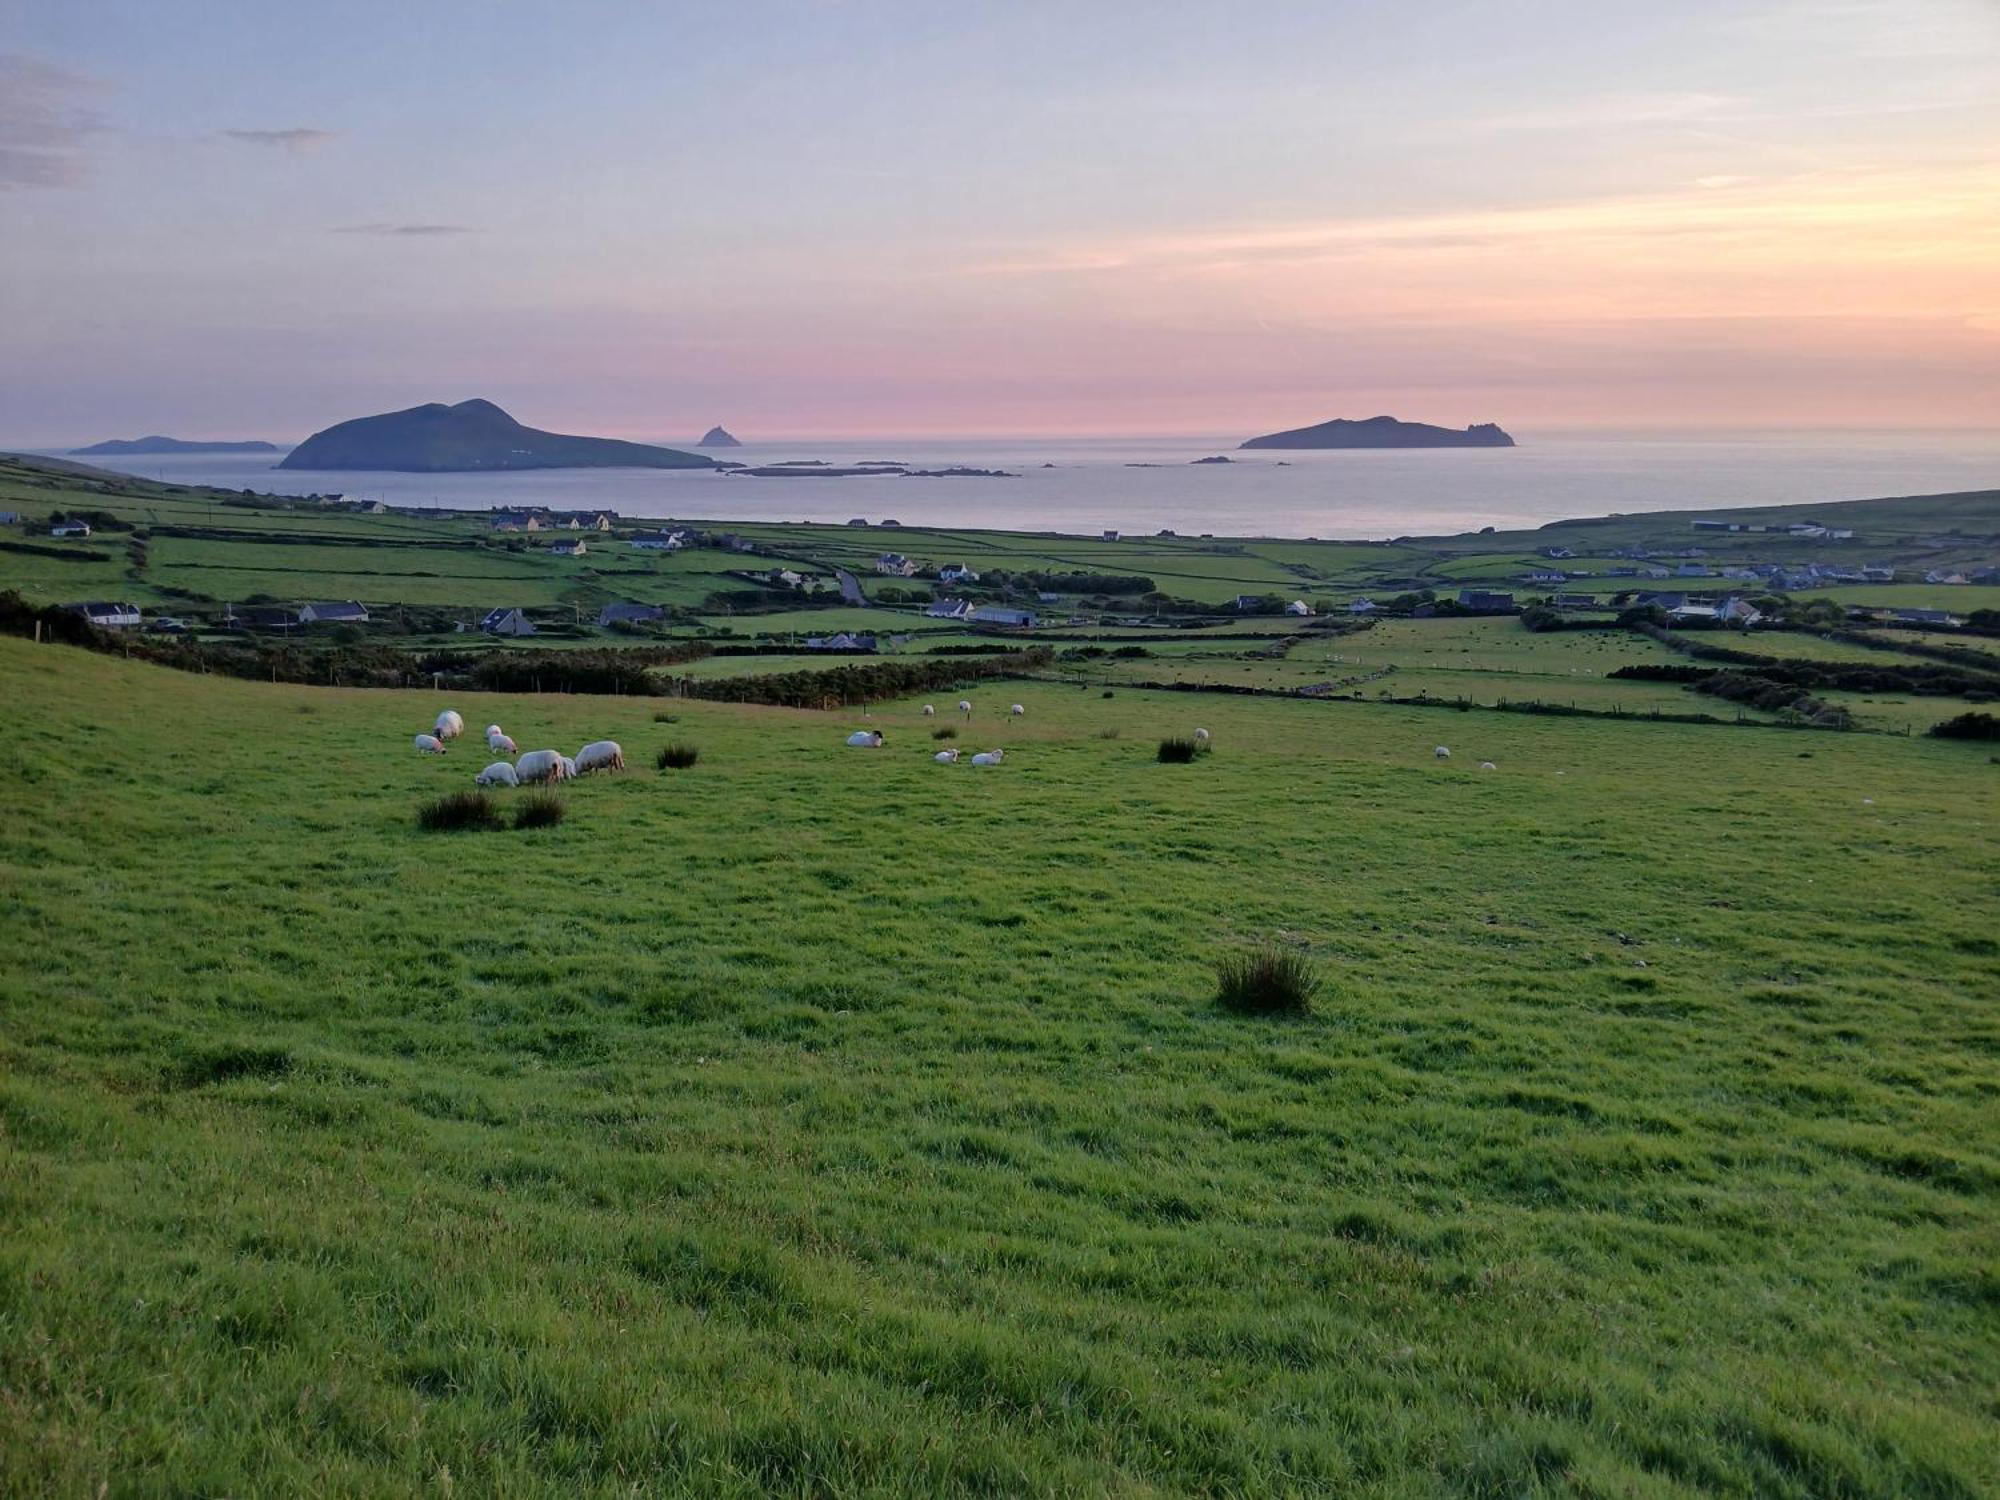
[676,649,1054,710]
[1612,656,1997,699]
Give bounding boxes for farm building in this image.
[927,598,971,619]
[298,600,370,624]
[480,607,537,636]
[628,530,686,551]
[544,539,587,556]
[1101,530,1120,542]
[50,521,92,538]
[1456,590,1516,613]
[1285,600,1313,616]
[598,601,664,627]
[805,632,877,651]
[970,605,1037,628]
[62,601,141,628]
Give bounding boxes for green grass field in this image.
[4,635,1997,1497]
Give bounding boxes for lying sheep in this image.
[434,710,464,741]
[933,747,961,763]
[970,749,1005,766]
[413,733,447,754]
[1434,746,1451,759]
[575,740,625,774]
[475,761,520,787]
[1479,761,1497,771]
[846,730,885,747]
[515,749,569,784]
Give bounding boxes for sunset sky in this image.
[4,0,1997,441]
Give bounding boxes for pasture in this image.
[3,635,1997,1497]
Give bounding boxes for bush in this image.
[1098,727,1121,739]
[512,793,566,829]
[417,791,502,832]
[1216,945,1320,1016]
[657,743,700,769]
[931,726,957,740]
[1158,736,1202,763]
[1102,690,1115,699]
[654,711,679,723]
[1929,711,2000,741]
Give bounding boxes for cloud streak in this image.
[0,53,108,189]
[333,222,477,236]
[222,127,335,151]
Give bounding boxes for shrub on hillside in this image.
[657,743,700,769]
[931,726,957,740]
[417,791,502,832]
[1158,736,1205,762]
[1929,711,2000,741]
[1216,946,1320,1016]
[512,793,566,829]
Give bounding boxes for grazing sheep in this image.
[484,724,503,740]
[1194,727,1211,742]
[434,710,464,741]
[1010,704,1025,716]
[413,733,447,754]
[557,754,578,780]
[922,704,936,716]
[1479,761,1497,771]
[475,761,519,787]
[958,699,972,718]
[515,749,566,783]
[846,730,885,747]
[1434,746,1451,759]
[487,731,518,755]
[970,749,1005,766]
[933,748,961,763]
[575,740,625,774]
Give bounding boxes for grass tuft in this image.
[416,790,502,832]
[657,742,700,770]
[512,792,566,830]
[1158,736,1204,763]
[1216,945,1321,1016]
[931,726,958,740]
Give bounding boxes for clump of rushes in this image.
[654,711,680,723]
[931,726,957,741]
[417,790,502,832]
[1158,736,1202,763]
[657,743,700,769]
[512,793,566,830]
[1216,945,1321,1016]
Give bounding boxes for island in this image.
[72,436,281,456]
[697,426,743,448]
[279,399,716,472]
[1239,415,1515,450]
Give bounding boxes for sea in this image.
[40,429,2000,540]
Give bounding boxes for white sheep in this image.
[1010,703,1025,716]
[515,749,566,783]
[413,733,447,754]
[970,749,1005,766]
[487,731,518,755]
[1479,761,1497,771]
[1194,727,1211,742]
[846,730,885,747]
[557,754,578,780]
[958,699,973,718]
[434,710,464,741]
[922,704,936,716]
[483,724,503,740]
[933,748,960,763]
[1434,745,1451,759]
[575,740,625,774]
[475,761,520,787]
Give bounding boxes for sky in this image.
[2,0,1997,442]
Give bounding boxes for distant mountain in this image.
[279,399,717,473]
[72,436,281,456]
[1239,416,1515,450]
[697,426,743,448]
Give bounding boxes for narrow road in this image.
[835,568,865,605]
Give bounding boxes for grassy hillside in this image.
[3,637,1996,1496]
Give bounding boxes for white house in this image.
[1716,597,1763,626]
[876,553,917,576]
[938,563,979,584]
[480,607,537,636]
[1285,600,1313,617]
[629,530,685,551]
[64,600,140,628]
[1348,597,1377,614]
[926,598,971,619]
[50,521,92,538]
[546,538,587,556]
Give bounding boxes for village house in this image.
[875,553,917,576]
[489,512,542,533]
[298,600,370,625]
[938,563,979,584]
[1456,590,1515,613]
[926,598,971,620]
[62,600,141,628]
[49,520,92,539]
[628,530,686,551]
[598,601,664,628]
[479,607,537,636]
[545,538,587,556]
[1285,600,1313,617]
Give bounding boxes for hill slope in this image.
[72,436,280,455]
[280,399,717,472]
[1241,415,1515,449]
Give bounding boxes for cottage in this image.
[969,605,1037,628]
[1525,569,1568,584]
[1347,598,1377,614]
[770,568,806,589]
[938,563,979,584]
[1456,590,1516,613]
[63,600,141,629]
[299,600,370,624]
[0,511,20,525]
[926,598,971,620]
[628,530,685,551]
[1716,598,1763,625]
[49,521,92,539]
[480,607,537,637]
[545,538,587,557]
[875,552,917,576]
[1285,600,1313,617]
[1634,592,1687,611]
[1892,607,1956,626]
[490,512,542,533]
[598,601,664,628]
[1101,530,1120,542]
[228,604,301,631]
[805,632,877,651]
